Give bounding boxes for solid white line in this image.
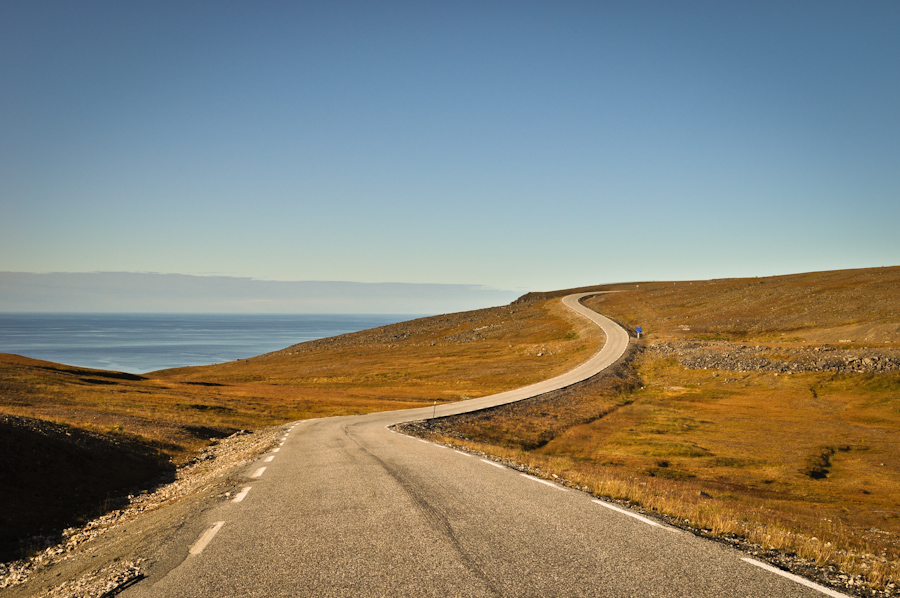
[592,500,659,527]
[251,467,266,478]
[272,448,280,453]
[741,558,851,598]
[265,455,274,462]
[232,486,251,503]
[480,459,506,469]
[189,521,225,555]
[521,473,567,491]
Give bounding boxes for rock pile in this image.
[651,341,900,374]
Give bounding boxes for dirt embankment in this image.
[0,425,281,597]
[0,415,173,563]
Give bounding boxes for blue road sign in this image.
[635,326,642,334]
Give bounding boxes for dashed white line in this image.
[480,459,506,469]
[592,500,659,527]
[189,521,225,555]
[264,455,274,462]
[454,450,473,457]
[272,448,280,453]
[251,467,266,478]
[741,558,851,598]
[521,473,567,491]
[232,486,251,503]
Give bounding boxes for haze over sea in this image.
[0,313,412,374]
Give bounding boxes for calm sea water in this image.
[0,313,414,374]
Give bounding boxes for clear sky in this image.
[2,1,898,293]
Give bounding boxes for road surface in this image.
[124,293,847,597]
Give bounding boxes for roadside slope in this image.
[414,267,900,595]
[0,296,601,563]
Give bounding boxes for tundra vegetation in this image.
[0,298,600,560]
[413,266,900,594]
[1,266,898,594]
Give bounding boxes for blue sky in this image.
[2,1,898,293]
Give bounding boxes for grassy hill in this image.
[414,266,900,594]
[0,299,598,462]
[2,265,898,593]
[0,298,598,560]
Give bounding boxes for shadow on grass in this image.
[0,415,175,562]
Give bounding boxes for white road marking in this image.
[232,487,251,503]
[189,521,225,555]
[521,473,567,491]
[272,448,280,453]
[480,459,506,469]
[251,467,266,478]
[265,455,274,462]
[454,450,473,457]
[592,500,659,527]
[741,558,851,598]
[418,439,430,444]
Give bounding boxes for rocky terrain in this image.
[650,341,900,375]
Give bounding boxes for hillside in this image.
[412,266,900,595]
[0,297,599,561]
[3,266,898,594]
[517,265,900,345]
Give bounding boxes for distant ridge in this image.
[0,272,518,314]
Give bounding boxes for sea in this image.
[0,313,416,374]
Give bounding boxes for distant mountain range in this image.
[0,272,520,314]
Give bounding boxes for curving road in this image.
[124,294,847,598]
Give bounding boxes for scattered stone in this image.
[649,341,900,375]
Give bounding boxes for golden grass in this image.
[0,299,600,462]
[581,265,900,345]
[4,266,899,589]
[416,267,900,591]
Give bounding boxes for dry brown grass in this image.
[417,267,900,592]
[4,266,899,590]
[582,265,900,345]
[0,299,599,462]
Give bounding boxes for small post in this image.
[432,400,437,419]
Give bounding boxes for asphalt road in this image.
[124,294,847,597]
